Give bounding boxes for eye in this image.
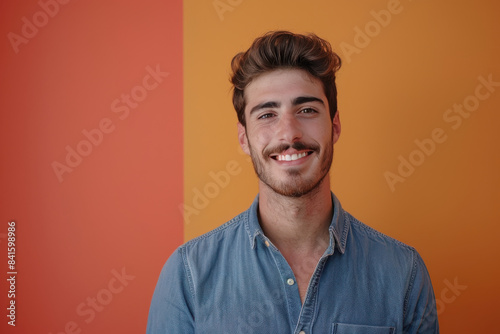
[299,108,317,114]
[258,112,275,119]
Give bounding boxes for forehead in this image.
[244,69,326,109]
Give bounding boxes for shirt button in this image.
[264,240,270,247]
[287,278,295,285]
[299,331,306,334]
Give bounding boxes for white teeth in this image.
[277,152,308,161]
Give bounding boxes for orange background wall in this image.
[1,0,499,333]
[184,0,499,333]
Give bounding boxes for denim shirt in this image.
[147,194,439,333]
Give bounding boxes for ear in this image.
[332,111,341,144]
[237,122,250,155]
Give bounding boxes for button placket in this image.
[265,238,303,329]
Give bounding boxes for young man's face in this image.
[238,69,341,197]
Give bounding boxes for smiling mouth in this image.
[271,151,313,161]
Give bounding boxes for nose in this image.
[275,113,302,143]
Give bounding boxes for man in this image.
[147,31,439,333]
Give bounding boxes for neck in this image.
[258,177,333,252]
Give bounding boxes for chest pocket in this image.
[332,323,395,334]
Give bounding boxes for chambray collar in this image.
[245,192,348,254]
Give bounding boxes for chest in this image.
[193,251,405,333]
[286,253,323,302]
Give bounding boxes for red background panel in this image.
[0,1,182,333]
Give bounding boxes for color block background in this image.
[1,0,499,333]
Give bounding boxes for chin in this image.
[265,174,327,198]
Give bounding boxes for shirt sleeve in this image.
[146,247,195,334]
[403,250,439,334]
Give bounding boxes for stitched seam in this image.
[339,212,350,252]
[403,248,418,320]
[180,247,196,318]
[348,214,415,252]
[182,213,244,248]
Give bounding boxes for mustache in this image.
[263,141,320,157]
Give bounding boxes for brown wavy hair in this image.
[230,31,342,126]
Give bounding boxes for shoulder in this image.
[171,209,251,268]
[182,209,249,248]
[341,210,433,294]
[157,209,250,281]
[342,210,421,271]
[345,210,416,253]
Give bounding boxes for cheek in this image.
[307,122,332,143]
[248,126,272,148]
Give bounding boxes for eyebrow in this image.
[249,96,324,116]
[249,101,281,115]
[292,96,325,106]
